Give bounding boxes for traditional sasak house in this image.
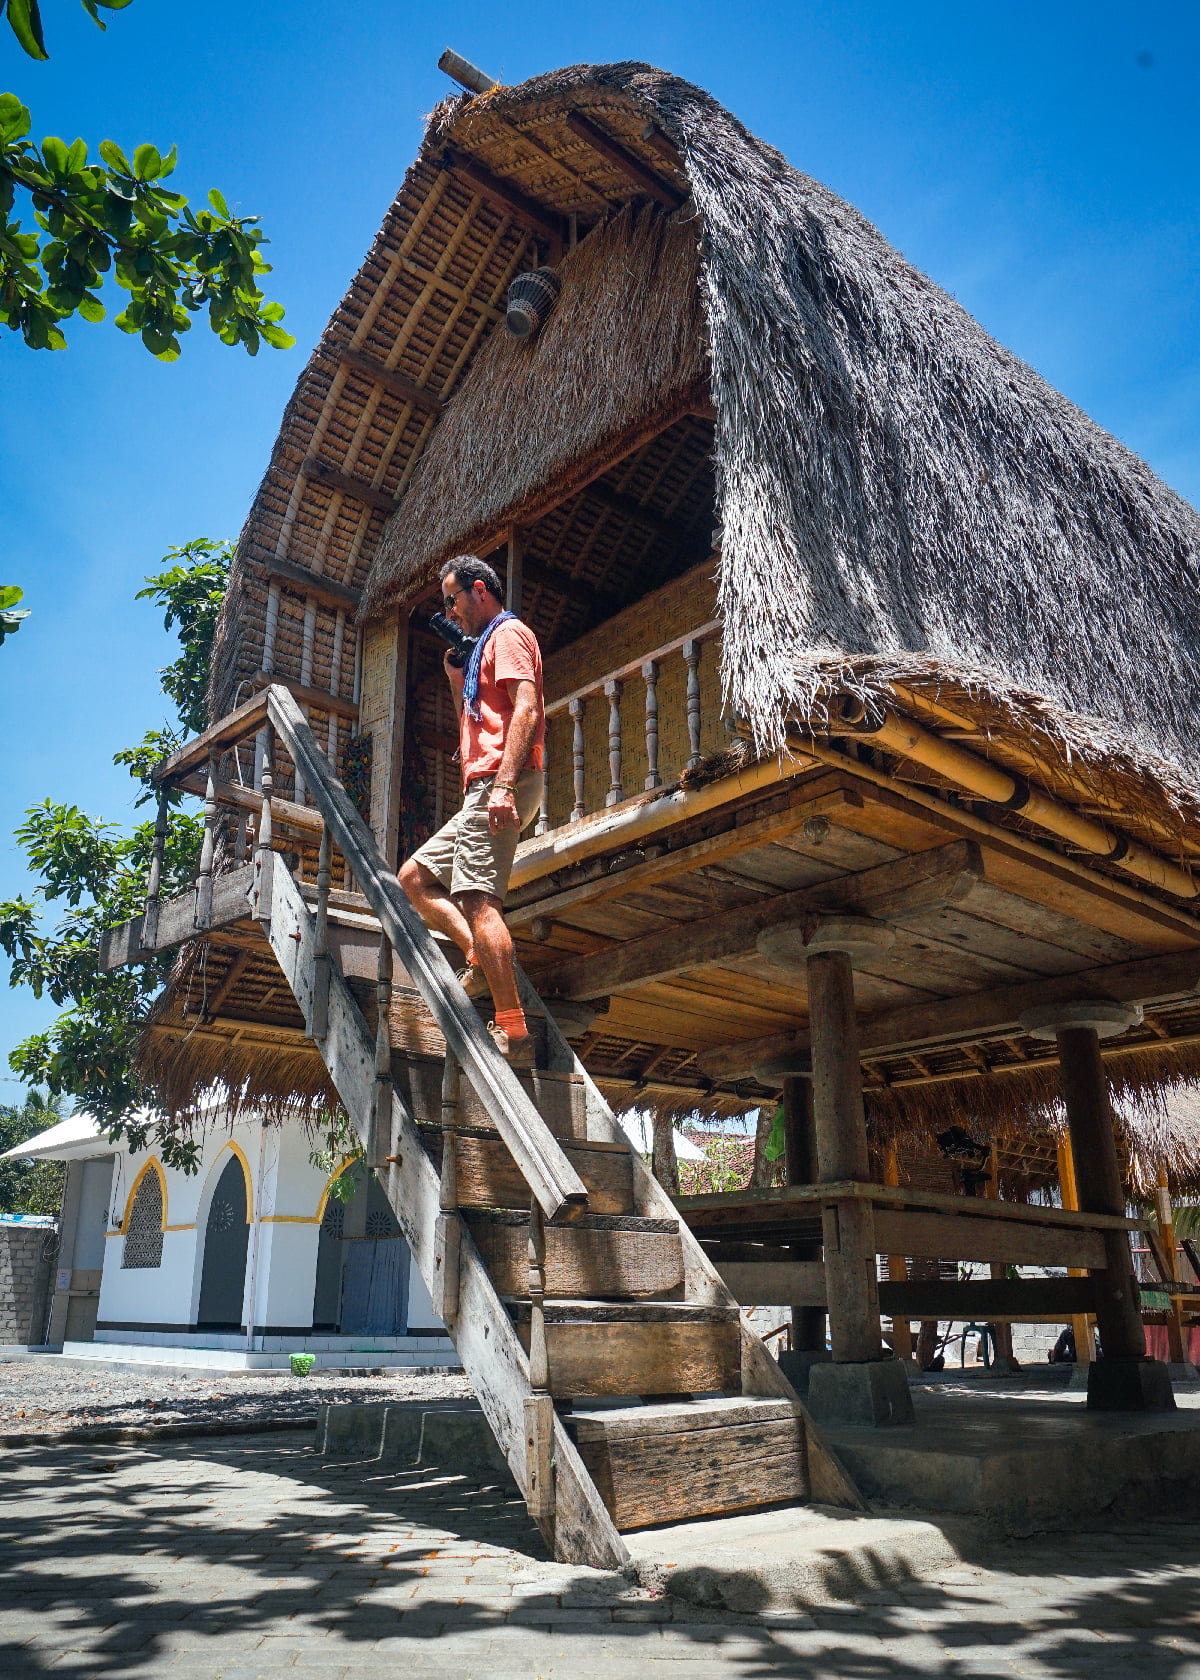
[100,55,1200,1563]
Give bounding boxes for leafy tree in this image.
[3,0,133,63]
[0,540,230,1169]
[1,93,296,357]
[0,1088,67,1215]
[0,583,29,646]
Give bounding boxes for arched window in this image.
[121,1167,164,1269]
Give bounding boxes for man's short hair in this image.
[440,555,503,602]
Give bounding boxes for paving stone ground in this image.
[1,1429,1199,1677]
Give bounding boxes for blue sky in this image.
[2,0,1198,1086]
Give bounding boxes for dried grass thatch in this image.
[372,203,707,600]
[361,62,1200,795]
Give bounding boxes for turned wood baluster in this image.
[433,1053,462,1324]
[440,1053,460,1213]
[371,933,393,1170]
[308,825,332,1042]
[536,725,550,836]
[527,1197,550,1394]
[141,790,170,950]
[569,698,586,822]
[642,659,661,790]
[604,678,623,807]
[194,749,220,929]
[253,722,275,921]
[683,638,702,769]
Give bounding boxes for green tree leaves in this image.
[3,0,133,63]
[0,585,29,646]
[3,540,225,1167]
[0,1090,66,1216]
[0,92,295,357]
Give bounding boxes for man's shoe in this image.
[487,1019,535,1066]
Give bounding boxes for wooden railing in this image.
[540,620,720,833]
[130,685,589,1225]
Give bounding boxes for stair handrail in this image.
[263,684,589,1224]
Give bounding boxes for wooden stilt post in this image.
[141,789,170,950]
[524,1196,556,1523]
[758,914,912,1423]
[783,1076,825,1354]
[983,1165,1017,1371]
[883,1146,914,1362]
[807,942,882,1364]
[1056,1135,1096,1368]
[1155,1171,1188,1367]
[1023,1000,1173,1409]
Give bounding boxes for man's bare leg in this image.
[459,891,522,1017]
[398,858,475,959]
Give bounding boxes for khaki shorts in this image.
[410,768,544,900]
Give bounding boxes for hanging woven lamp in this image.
[505,267,561,338]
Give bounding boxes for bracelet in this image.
[494,781,515,794]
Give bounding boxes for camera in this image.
[428,611,478,669]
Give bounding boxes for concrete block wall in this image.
[0,1224,57,1346]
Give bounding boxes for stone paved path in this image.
[1,1430,1199,1676]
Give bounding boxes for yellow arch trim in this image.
[119,1157,168,1234]
[208,1139,255,1223]
[315,1154,361,1225]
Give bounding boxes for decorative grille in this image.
[121,1171,164,1269]
[321,1200,345,1238]
[365,1208,397,1238]
[208,1198,235,1233]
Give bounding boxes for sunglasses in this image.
[442,585,469,609]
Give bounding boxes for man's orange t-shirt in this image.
[460,618,545,786]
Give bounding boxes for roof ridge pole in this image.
[438,49,498,94]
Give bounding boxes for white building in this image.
[3,1109,458,1372]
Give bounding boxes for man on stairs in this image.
[398,555,545,1060]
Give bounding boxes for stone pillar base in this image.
[777,1348,831,1397]
[1086,1357,1177,1412]
[807,1358,915,1426]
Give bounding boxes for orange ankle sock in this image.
[463,945,478,968]
[494,1007,528,1040]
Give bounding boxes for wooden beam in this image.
[302,455,396,515]
[565,113,684,209]
[579,475,698,541]
[878,1276,1096,1320]
[872,1208,1107,1270]
[441,147,564,242]
[268,558,361,612]
[339,348,444,414]
[253,671,359,719]
[714,1259,827,1307]
[676,1179,1145,1232]
[155,691,269,785]
[202,949,252,1021]
[530,841,983,1000]
[695,948,1200,1080]
[640,122,683,167]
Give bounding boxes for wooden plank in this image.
[302,455,396,514]
[567,1396,803,1443]
[457,1068,587,1141]
[507,778,867,916]
[715,1259,828,1306]
[267,685,590,1224]
[442,146,564,240]
[253,670,359,719]
[155,690,269,785]
[564,112,685,209]
[340,347,443,412]
[872,1209,1108,1270]
[464,1212,684,1299]
[695,948,1200,1079]
[265,861,628,1569]
[878,1276,1096,1319]
[99,865,258,970]
[512,1315,741,1399]
[572,1414,807,1529]
[530,841,984,1000]
[677,1179,1145,1232]
[437,1132,634,1215]
[268,556,362,611]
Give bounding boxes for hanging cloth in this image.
[462,610,515,722]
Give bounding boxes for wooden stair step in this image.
[418,1126,635,1214]
[563,1396,810,1530]
[505,1300,741,1399]
[463,1208,683,1299]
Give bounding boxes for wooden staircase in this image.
[101,685,863,1567]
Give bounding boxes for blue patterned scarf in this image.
[462,610,515,722]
